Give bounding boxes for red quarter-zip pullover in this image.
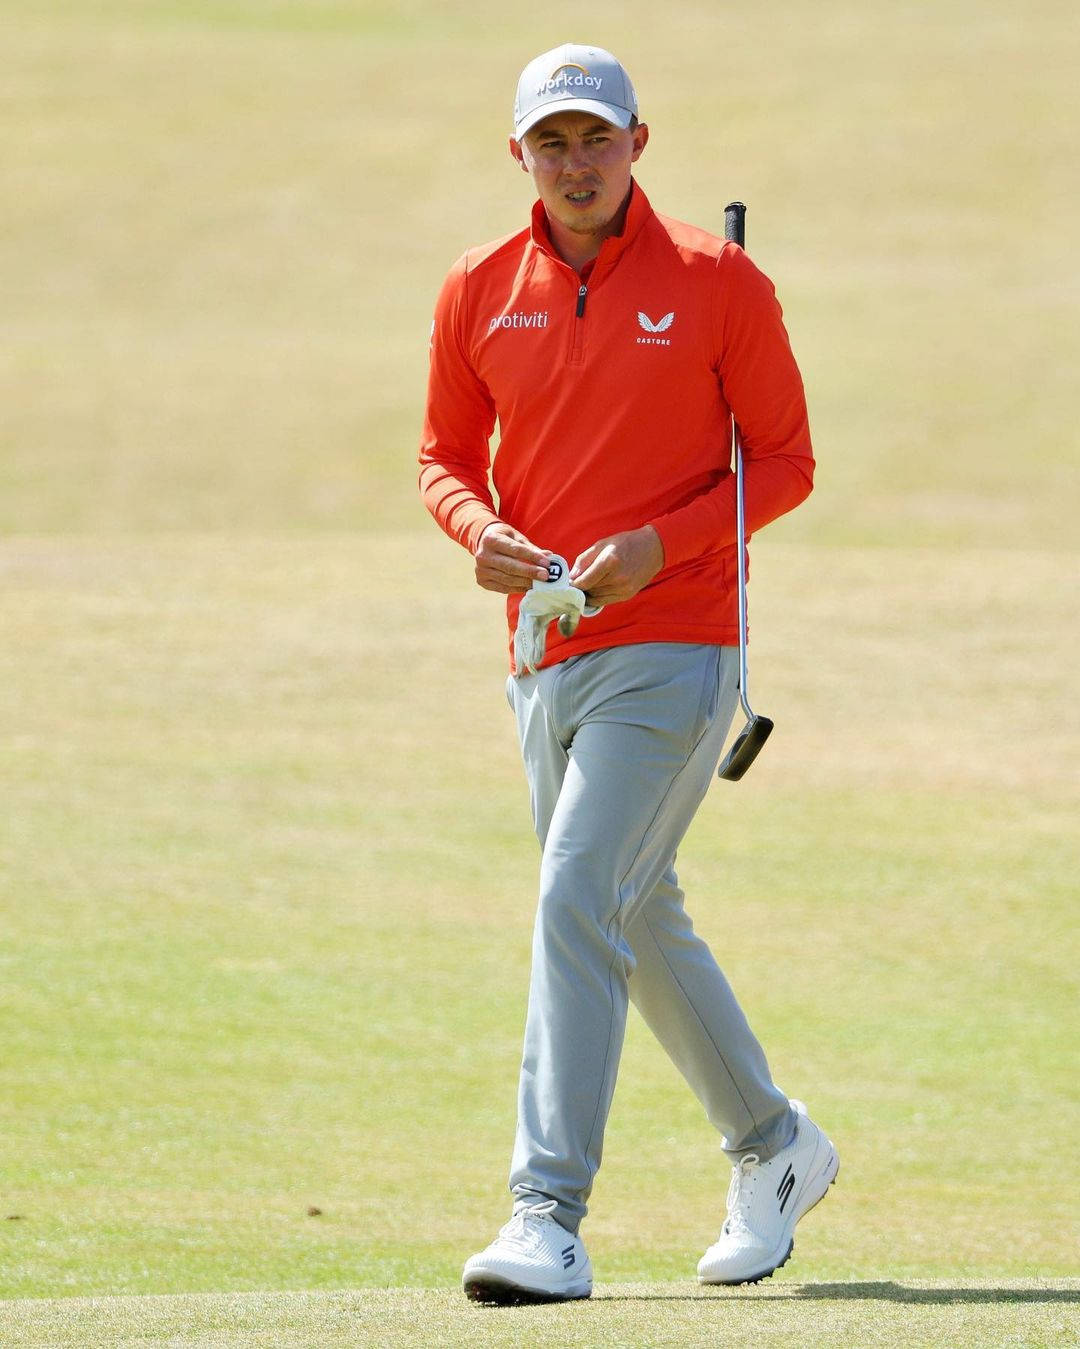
[419,182,814,671]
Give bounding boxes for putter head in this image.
[717,715,774,782]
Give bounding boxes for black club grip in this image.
[724,200,746,248]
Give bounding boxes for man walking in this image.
[419,43,838,1304]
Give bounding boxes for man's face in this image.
[510,110,649,246]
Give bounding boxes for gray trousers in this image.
[506,642,795,1234]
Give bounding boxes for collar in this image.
[529,179,653,274]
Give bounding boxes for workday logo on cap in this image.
[513,43,638,139]
[538,62,604,98]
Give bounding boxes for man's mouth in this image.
[565,189,597,206]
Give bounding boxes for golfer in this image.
[419,43,838,1304]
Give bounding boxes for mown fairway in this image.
[2,1283,1079,1348]
[2,1,1078,1345]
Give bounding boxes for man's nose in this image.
[564,144,590,172]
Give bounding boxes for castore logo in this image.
[637,310,675,346]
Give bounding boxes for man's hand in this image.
[474,522,551,594]
[570,525,665,605]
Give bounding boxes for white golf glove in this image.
[513,554,602,676]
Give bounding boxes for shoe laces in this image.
[497,1199,559,1253]
[722,1153,760,1237]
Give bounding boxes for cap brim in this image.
[514,98,633,139]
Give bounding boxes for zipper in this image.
[569,283,588,364]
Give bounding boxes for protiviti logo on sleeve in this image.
[537,62,603,96]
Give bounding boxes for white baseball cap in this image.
[513,44,638,140]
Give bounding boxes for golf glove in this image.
[513,554,602,676]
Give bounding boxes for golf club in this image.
[716,200,775,781]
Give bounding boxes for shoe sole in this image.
[463,1275,593,1306]
[700,1146,840,1287]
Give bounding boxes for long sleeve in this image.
[648,244,814,568]
[418,255,502,554]
[416,190,816,669]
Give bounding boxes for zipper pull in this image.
[576,284,588,318]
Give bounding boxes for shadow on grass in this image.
[794,1283,1080,1305]
[594,1283,1080,1306]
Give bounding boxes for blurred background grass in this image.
[4,0,1078,542]
[1,0,1078,1305]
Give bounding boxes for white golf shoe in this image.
[462,1200,593,1304]
[697,1100,839,1285]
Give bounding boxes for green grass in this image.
[1,0,1079,1342]
[2,1,1078,542]
[2,1283,1079,1348]
[2,536,1077,1306]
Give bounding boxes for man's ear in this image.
[630,122,650,163]
[509,136,530,172]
